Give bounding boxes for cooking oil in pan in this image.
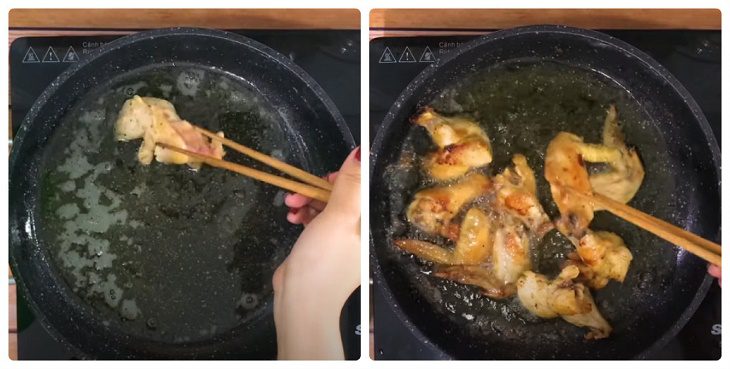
[39,64,303,343]
[383,60,682,350]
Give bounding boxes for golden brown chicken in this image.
[544,132,619,237]
[494,154,553,237]
[544,105,644,237]
[115,95,225,169]
[396,208,492,265]
[434,264,517,299]
[405,173,491,240]
[568,230,633,289]
[517,265,612,339]
[398,209,532,299]
[412,108,493,181]
[589,105,645,205]
[491,216,533,285]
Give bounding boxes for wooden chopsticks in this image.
[567,187,721,265]
[194,126,333,191]
[156,133,331,203]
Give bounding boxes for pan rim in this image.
[369,24,719,359]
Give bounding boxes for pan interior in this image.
[38,63,301,343]
[380,59,689,357]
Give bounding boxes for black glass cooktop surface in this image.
[370,30,720,360]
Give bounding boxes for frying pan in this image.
[370,25,720,359]
[9,28,354,359]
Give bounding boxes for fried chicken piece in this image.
[517,265,612,339]
[544,131,620,237]
[115,95,225,169]
[405,173,491,240]
[434,264,517,299]
[491,216,532,285]
[427,213,531,299]
[396,208,492,265]
[544,105,644,237]
[589,105,645,206]
[412,108,493,181]
[494,154,553,237]
[568,230,633,289]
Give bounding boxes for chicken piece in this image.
[491,216,532,285]
[545,105,645,237]
[589,105,645,205]
[412,108,493,181]
[426,213,530,299]
[434,264,517,299]
[396,208,492,265]
[517,265,612,339]
[115,95,225,169]
[494,154,553,237]
[544,132,621,237]
[406,173,492,240]
[568,230,633,289]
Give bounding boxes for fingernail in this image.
[354,147,361,162]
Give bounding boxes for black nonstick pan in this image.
[370,25,720,359]
[9,28,354,359]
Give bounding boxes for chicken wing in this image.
[396,208,492,265]
[412,108,493,181]
[115,95,225,169]
[589,105,645,205]
[569,230,633,289]
[517,265,612,339]
[406,173,492,240]
[494,154,553,236]
[425,212,530,299]
[545,105,644,237]
[544,132,620,237]
[434,264,517,299]
[491,216,532,285]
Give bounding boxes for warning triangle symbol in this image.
[63,46,79,62]
[399,47,416,63]
[419,46,436,63]
[379,47,396,64]
[22,47,40,63]
[42,47,60,63]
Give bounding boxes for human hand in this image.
[273,147,361,360]
[284,172,338,225]
[708,264,721,287]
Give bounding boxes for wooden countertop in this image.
[370,9,720,39]
[9,8,360,45]
[10,9,360,30]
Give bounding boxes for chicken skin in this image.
[569,230,633,289]
[396,207,492,264]
[491,216,533,285]
[589,105,645,206]
[544,132,619,237]
[115,95,225,169]
[544,105,644,238]
[405,173,492,240]
[517,265,612,339]
[398,209,532,299]
[412,108,493,181]
[494,154,553,237]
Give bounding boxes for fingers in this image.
[285,193,313,208]
[284,174,333,212]
[324,147,361,219]
[708,264,722,287]
[286,206,320,226]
